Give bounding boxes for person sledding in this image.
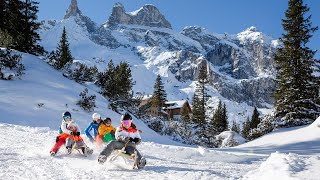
[97,117,116,147]
[85,113,102,144]
[65,121,93,156]
[50,111,92,156]
[50,111,74,156]
[97,113,146,169]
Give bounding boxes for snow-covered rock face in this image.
[181,26,222,51]
[180,26,277,107]
[106,3,172,29]
[39,2,278,108]
[64,0,81,19]
[62,0,97,35]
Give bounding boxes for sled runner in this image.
[67,143,93,157]
[108,149,146,169]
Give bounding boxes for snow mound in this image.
[308,116,320,128]
[232,116,320,155]
[215,131,246,147]
[244,152,305,180]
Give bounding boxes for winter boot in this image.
[137,157,146,169]
[81,147,87,156]
[50,151,56,157]
[66,147,72,155]
[98,155,107,164]
[86,147,93,155]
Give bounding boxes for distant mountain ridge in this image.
[39,0,279,113]
[106,3,172,29]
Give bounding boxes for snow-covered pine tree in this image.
[247,107,262,140]
[151,74,167,115]
[192,63,210,144]
[55,27,73,69]
[192,93,203,124]
[71,64,98,83]
[210,100,228,133]
[114,62,134,100]
[231,120,240,134]
[0,0,43,55]
[0,49,24,80]
[249,107,260,130]
[274,0,319,127]
[96,60,116,98]
[223,103,228,129]
[192,64,209,125]
[20,0,44,55]
[179,121,192,143]
[76,88,96,112]
[241,117,251,139]
[0,29,13,48]
[0,0,5,29]
[4,0,24,49]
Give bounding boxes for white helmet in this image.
[92,113,101,121]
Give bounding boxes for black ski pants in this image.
[100,140,142,160]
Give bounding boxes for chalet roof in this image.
[161,110,168,115]
[133,94,153,100]
[164,100,188,109]
[142,94,153,100]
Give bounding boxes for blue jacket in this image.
[85,122,100,140]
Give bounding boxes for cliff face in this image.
[106,3,172,29]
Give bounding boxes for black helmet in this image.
[62,111,71,119]
[120,112,132,121]
[104,117,112,124]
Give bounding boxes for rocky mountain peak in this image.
[237,26,273,45]
[106,3,172,29]
[246,26,258,32]
[64,0,82,19]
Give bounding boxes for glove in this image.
[110,130,115,137]
[128,138,141,145]
[133,138,141,145]
[71,132,80,136]
[118,136,130,142]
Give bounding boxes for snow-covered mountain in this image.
[2,1,320,179]
[39,1,278,125]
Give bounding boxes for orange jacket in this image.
[57,133,84,141]
[98,123,116,136]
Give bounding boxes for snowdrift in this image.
[227,116,320,155]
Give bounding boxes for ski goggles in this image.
[63,115,71,120]
[122,120,131,126]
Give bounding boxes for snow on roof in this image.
[161,110,168,115]
[132,94,152,100]
[165,100,187,109]
[142,94,153,100]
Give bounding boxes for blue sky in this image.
[37,0,320,57]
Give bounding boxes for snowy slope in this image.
[0,123,262,180]
[0,52,179,146]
